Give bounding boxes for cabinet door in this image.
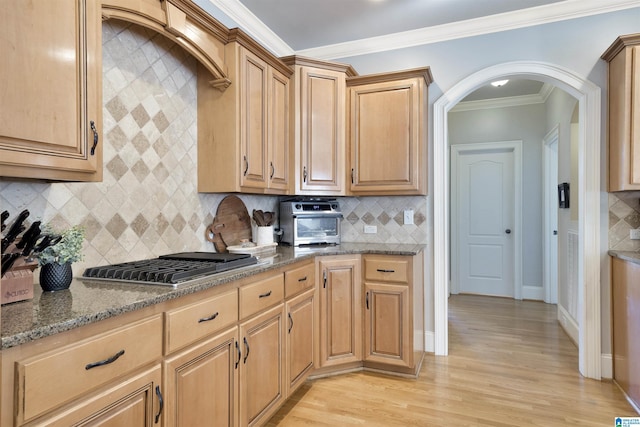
[30,365,162,427]
[364,283,412,368]
[0,0,102,181]
[267,67,290,191]
[317,256,362,368]
[164,328,239,427]
[286,288,315,396]
[239,48,269,190]
[349,77,425,195]
[297,67,346,195]
[239,305,285,427]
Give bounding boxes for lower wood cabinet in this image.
[611,256,640,409]
[316,255,362,369]
[28,365,162,427]
[285,288,315,395]
[239,304,286,427]
[2,254,424,427]
[362,254,424,376]
[163,327,239,427]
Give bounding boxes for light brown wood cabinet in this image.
[164,327,239,427]
[602,33,640,191]
[347,69,432,195]
[283,56,357,195]
[198,31,292,194]
[239,304,286,427]
[610,256,640,409]
[316,255,362,369]
[362,255,424,375]
[285,288,316,396]
[2,255,424,427]
[0,0,103,181]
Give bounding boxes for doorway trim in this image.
[433,61,602,379]
[450,141,523,299]
[543,125,559,304]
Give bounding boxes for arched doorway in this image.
[432,61,602,379]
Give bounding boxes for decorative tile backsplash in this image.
[0,19,428,277]
[608,192,640,251]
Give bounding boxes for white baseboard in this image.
[425,331,435,353]
[557,304,579,346]
[601,353,612,380]
[522,285,544,300]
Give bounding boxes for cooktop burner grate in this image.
[82,252,258,286]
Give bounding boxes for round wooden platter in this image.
[205,195,252,252]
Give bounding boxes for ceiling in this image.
[199,0,639,103]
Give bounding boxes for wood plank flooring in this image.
[267,294,637,426]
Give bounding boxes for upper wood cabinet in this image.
[198,30,292,194]
[283,56,357,196]
[0,0,103,181]
[602,33,640,191]
[347,68,432,195]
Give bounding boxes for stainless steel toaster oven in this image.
[279,198,342,246]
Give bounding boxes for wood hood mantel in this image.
[101,0,232,90]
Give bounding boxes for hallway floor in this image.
[267,294,637,426]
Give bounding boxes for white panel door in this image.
[457,149,515,297]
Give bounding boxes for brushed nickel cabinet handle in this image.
[243,156,249,176]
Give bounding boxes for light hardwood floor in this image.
[267,294,637,426]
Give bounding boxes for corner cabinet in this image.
[362,254,425,376]
[315,255,362,369]
[0,0,103,181]
[198,30,292,194]
[282,56,357,196]
[602,33,640,191]
[347,69,431,195]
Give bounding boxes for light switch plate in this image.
[630,229,640,240]
[364,225,377,234]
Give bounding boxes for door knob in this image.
[553,230,558,235]
[505,229,511,234]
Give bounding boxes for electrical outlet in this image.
[630,229,640,240]
[403,209,414,225]
[364,225,377,234]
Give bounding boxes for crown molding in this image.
[450,83,555,112]
[295,0,640,60]
[205,0,294,56]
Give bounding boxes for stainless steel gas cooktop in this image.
[82,252,258,287]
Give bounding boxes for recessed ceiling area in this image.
[462,79,546,102]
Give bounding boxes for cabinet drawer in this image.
[285,262,315,297]
[165,290,238,354]
[239,273,284,319]
[363,256,410,283]
[16,315,162,424]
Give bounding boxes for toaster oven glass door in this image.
[295,216,340,242]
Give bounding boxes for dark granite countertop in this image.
[1,243,425,349]
[608,250,640,265]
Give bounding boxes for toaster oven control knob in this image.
[295,204,302,209]
[331,203,338,209]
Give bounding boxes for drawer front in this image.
[239,273,284,319]
[363,256,410,283]
[17,315,163,424]
[284,262,315,297]
[165,290,238,354]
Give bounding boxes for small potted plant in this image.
[35,225,85,292]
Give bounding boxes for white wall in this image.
[448,103,546,291]
[335,8,640,357]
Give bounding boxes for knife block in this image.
[1,256,37,305]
